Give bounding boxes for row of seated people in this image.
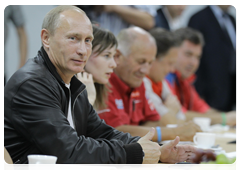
[4,5,235,164]
[5,6,193,164]
[79,5,236,112]
[79,25,236,143]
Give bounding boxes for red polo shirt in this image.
[98,73,160,128]
[165,71,210,113]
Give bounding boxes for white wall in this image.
[5,5,56,80]
[4,5,236,81]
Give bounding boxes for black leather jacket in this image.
[4,47,142,164]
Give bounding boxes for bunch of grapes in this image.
[190,151,238,170]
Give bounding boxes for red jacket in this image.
[98,73,160,127]
[166,71,210,113]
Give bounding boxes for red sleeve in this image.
[191,86,210,113]
[181,106,187,113]
[166,79,209,113]
[98,93,130,128]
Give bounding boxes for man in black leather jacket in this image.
[4,5,196,164]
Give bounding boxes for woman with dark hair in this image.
[77,25,117,110]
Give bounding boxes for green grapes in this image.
[190,154,238,170]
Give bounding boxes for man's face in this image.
[116,42,157,88]
[176,40,202,79]
[149,47,178,82]
[47,10,93,79]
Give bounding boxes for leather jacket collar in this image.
[38,46,86,97]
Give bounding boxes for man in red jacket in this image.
[98,26,201,142]
[165,28,236,126]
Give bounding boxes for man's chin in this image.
[130,80,142,88]
[182,73,192,79]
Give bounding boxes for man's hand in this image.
[173,121,202,141]
[137,127,161,164]
[226,111,236,126]
[160,136,197,163]
[77,72,96,105]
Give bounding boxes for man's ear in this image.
[41,29,50,49]
[114,49,122,65]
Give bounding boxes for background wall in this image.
[4,5,236,81]
[5,5,56,81]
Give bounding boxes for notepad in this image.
[55,164,117,170]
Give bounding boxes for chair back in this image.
[4,147,13,164]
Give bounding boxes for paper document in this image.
[55,164,117,170]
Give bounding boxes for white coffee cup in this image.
[28,155,57,164]
[193,117,211,131]
[193,132,216,148]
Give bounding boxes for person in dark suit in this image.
[155,5,186,30]
[188,5,236,112]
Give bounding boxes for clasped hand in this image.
[138,128,197,164]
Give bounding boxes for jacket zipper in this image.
[71,87,86,129]
[14,159,20,164]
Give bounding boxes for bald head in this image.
[42,5,88,35]
[117,27,156,56]
[114,27,157,88]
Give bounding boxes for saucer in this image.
[160,140,194,145]
[194,145,223,151]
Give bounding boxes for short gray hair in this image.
[42,5,85,35]
[117,27,154,56]
[116,29,133,56]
